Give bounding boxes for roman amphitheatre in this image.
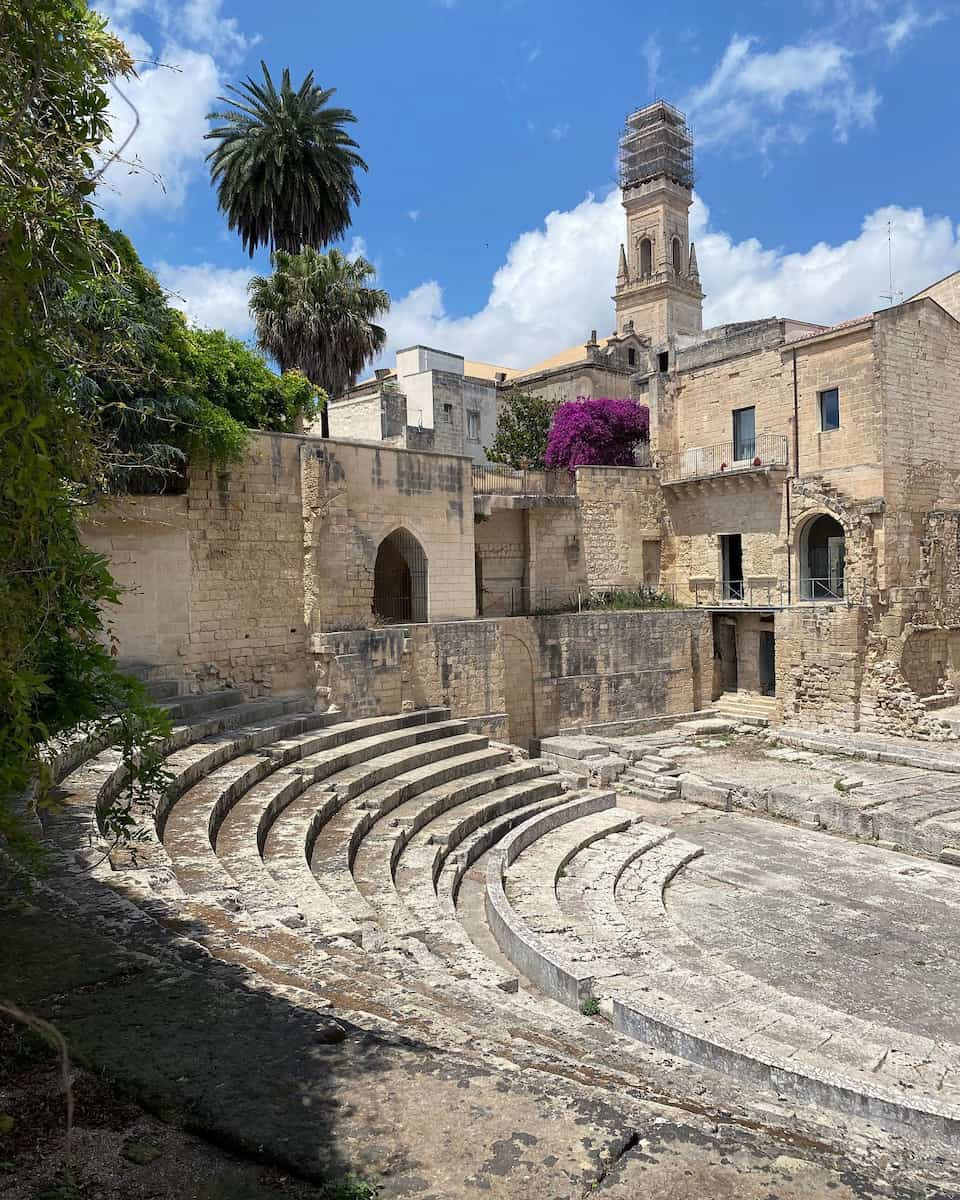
[10,100,960,1199]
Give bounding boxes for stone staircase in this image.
[711,691,778,726]
[28,686,960,1147]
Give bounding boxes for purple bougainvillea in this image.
[545,396,650,469]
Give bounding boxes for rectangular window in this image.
[732,406,755,461]
[466,410,481,442]
[819,387,840,432]
[628,347,636,366]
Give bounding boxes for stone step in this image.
[350,759,551,935]
[262,726,486,941]
[310,744,511,934]
[623,767,680,792]
[143,678,180,701]
[162,688,247,719]
[637,755,681,775]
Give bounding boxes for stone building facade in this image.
[83,99,960,744]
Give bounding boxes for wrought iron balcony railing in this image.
[660,432,789,485]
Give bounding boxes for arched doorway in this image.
[373,528,428,623]
[800,514,845,600]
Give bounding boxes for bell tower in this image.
[614,101,703,345]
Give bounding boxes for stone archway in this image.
[373,528,428,623]
[799,513,845,601]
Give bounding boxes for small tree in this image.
[486,388,554,469]
[545,396,649,470]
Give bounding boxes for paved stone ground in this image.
[5,876,960,1198]
[664,809,960,1042]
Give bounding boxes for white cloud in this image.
[155,260,254,335]
[690,194,960,325]
[408,209,421,222]
[177,0,257,63]
[642,34,662,97]
[346,236,368,262]
[880,4,945,50]
[93,0,258,217]
[97,44,221,216]
[549,122,571,141]
[684,34,879,150]
[378,188,960,369]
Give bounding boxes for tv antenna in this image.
[880,219,903,307]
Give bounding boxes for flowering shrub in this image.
[545,396,650,469]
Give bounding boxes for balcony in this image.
[472,464,576,498]
[661,432,789,487]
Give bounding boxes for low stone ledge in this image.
[612,995,960,1142]
[677,774,732,810]
[483,792,616,1010]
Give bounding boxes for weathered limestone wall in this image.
[527,503,587,600]
[576,467,664,587]
[911,272,960,322]
[301,438,476,631]
[776,606,869,732]
[792,327,883,492]
[326,394,389,443]
[312,608,712,747]
[878,301,960,594]
[404,621,506,728]
[84,433,478,694]
[81,497,191,673]
[667,484,786,605]
[503,609,712,744]
[507,363,635,409]
[475,509,525,616]
[83,434,313,695]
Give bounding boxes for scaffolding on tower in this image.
[619,100,694,191]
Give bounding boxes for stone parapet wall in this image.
[575,467,664,588]
[312,608,712,749]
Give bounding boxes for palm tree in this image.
[249,247,389,435]
[205,62,366,257]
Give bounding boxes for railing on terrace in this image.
[693,579,788,608]
[472,465,576,497]
[693,577,862,607]
[799,577,844,602]
[508,583,678,616]
[661,432,788,484]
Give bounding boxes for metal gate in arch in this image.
[372,528,428,624]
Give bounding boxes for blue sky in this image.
[96,0,960,368]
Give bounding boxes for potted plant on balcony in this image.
[752,455,762,467]
[720,462,728,472]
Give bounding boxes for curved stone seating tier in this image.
[547,820,960,1136]
[483,792,618,1011]
[36,689,960,1142]
[391,781,573,991]
[324,750,525,936]
[46,692,332,864]
[261,723,486,943]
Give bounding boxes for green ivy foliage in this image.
[0,0,169,856]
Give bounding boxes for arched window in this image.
[800,514,845,601]
[672,237,683,275]
[373,528,428,623]
[640,237,652,277]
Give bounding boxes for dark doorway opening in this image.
[714,616,739,695]
[372,529,428,624]
[759,630,776,696]
[475,552,484,617]
[720,533,744,601]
